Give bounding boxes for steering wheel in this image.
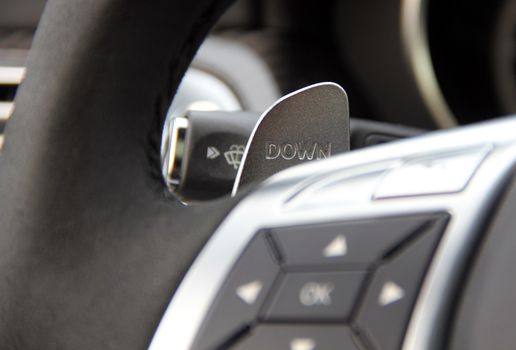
[1,1,515,350]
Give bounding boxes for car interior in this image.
[0,0,515,349]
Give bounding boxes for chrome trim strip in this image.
[401,0,457,128]
[149,117,516,350]
[162,117,189,189]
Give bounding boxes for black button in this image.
[231,324,360,350]
[272,215,428,268]
[263,271,366,322]
[354,216,448,350]
[192,233,280,350]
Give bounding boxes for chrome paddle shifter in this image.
[233,82,350,194]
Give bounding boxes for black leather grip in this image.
[0,0,235,349]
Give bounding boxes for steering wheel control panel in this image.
[193,214,448,350]
[150,117,516,350]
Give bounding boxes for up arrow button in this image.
[290,338,316,350]
[271,215,428,268]
[323,235,347,258]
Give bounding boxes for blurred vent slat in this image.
[0,102,14,121]
[0,66,25,149]
[0,66,24,84]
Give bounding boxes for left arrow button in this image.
[236,280,263,305]
[191,232,280,350]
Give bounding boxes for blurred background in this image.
[0,0,515,147]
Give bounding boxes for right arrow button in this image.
[354,215,449,350]
[378,281,405,307]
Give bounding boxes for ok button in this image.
[299,282,335,306]
[263,271,366,322]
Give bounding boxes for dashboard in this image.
[1,0,514,133]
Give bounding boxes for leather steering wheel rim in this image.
[0,0,236,348]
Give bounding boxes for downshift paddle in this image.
[233,82,350,194]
